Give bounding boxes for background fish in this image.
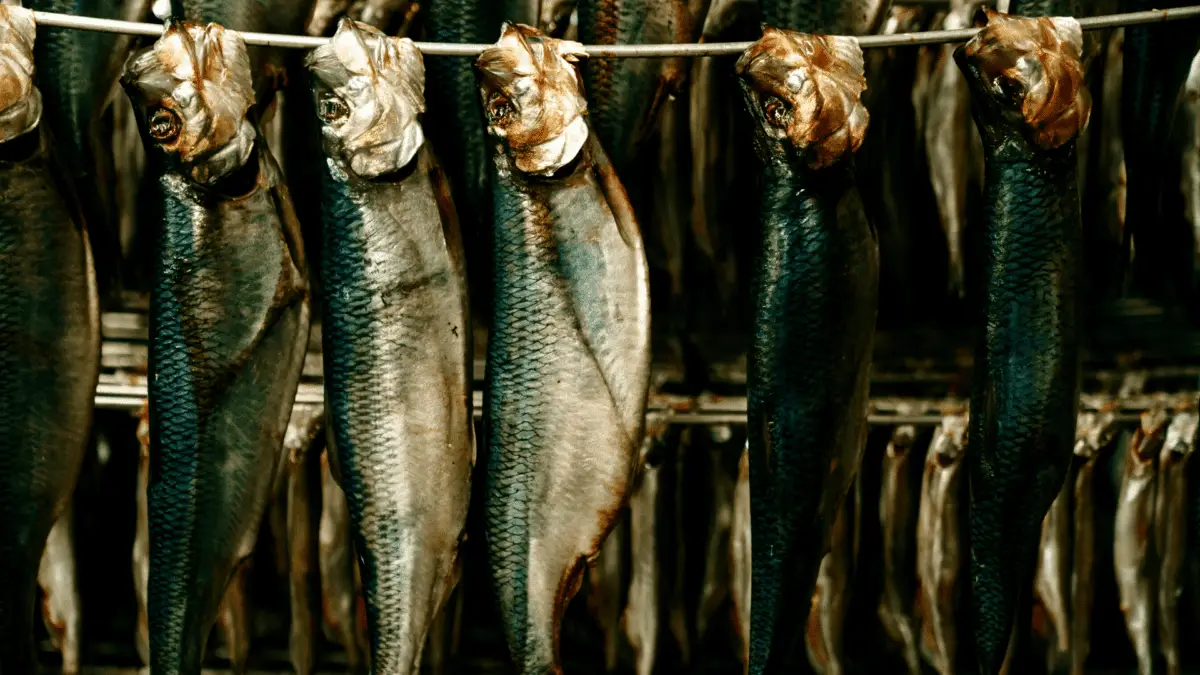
[319,450,369,674]
[0,7,100,672]
[696,427,737,643]
[283,405,324,675]
[1069,407,1117,675]
[730,443,752,669]
[309,20,474,675]
[878,421,922,675]
[1154,407,1196,675]
[624,431,664,675]
[1115,406,1167,675]
[121,21,310,674]
[804,481,857,675]
[737,27,877,675]
[1034,458,1071,673]
[956,13,1088,674]
[1182,50,1200,282]
[477,23,651,674]
[37,510,81,675]
[586,512,627,672]
[916,411,968,675]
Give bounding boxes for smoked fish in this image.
[955,12,1088,674]
[1069,407,1117,675]
[731,443,752,670]
[309,18,474,673]
[1034,454,1071,674]
[476,23,651,674]
[319,450,369,673]
[0,7,100,672]
[37,510,81,675]
[1155,407,1196,675]
[878,419,922,675]
[1115,406,1168,675]
[737,27,877,674]
[121,20,310,674]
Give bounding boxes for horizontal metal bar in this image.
[29,5,1200,55]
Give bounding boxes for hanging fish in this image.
[916,410,968,675]
[134,403,151,665]
[307,19,474,674]
[696,427,737,642]
[1155,406,1196,675]
[319,450,369,674]
[878,419,922,675]
[1068,407,1117,675]
[955,12,1089,674]
[0,7,100,672]
[284,405,325,675]
[805,480,857,675]
[624,427,666,675]
[38,509,81,675]
[1182,50,1200,283]
[1034,453,1072,674]
[121,20,311,673]
[476,23,652,674]
[586,513,627,672]
[1101,29,1126,261]
[730,443,752,669]
[737,27,877,674]
[1115,405,1168,675]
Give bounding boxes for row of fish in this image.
[0,1,1188,675]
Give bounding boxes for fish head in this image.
[120,20,257,186]
[307,18,426,178]
[1131,403,1169,461]
[736,28,869,170]
[1074,406,1118,458]
[1164,409,1199,461]
[929,410,968,464]
[475,23,589,177]
[886,424,917,458]
[954,9,1091,150]
[0,6,41,144]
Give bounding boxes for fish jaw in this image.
[954,10,1091,154]
[475,23,590,176]
[307,18,426,178]
[736,27,869,169]
[0,6,41,143]
[120,20,256,185]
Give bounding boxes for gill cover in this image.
[736,27,869,170]
[121,21,256,185]
[0,6,40,144]
[307,18,426,178]
[955,10,1091,150]
[475,23,589,176]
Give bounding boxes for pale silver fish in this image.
[319,450,368,673]
[805,481,857,675]
[878,420,922,675]
[1069,407,1117,675]
[284,405,325,675]
[587,515,627,672]
[38,509,80,675]
[1155,407,1197,675]
[730,442,751,670]
[1034,456,1071,674]
[916,410,969,675]
[696,427,736,641]
[624,425,666,675]
[1115,405,1168,675]
[1182,50,1200,277]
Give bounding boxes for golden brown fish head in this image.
[0,6,41,144]
[954,9,1090,150]
[307,18,426,178]
[735,27,868,170]
[1074,408,1118,458]
[1131,402,1170,461]
[121,20,256,186]
[476,22,589,177]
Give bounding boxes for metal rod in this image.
[30,5,1200,55]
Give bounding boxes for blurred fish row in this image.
[0,0,1199,674]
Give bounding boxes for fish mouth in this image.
[344,122,424,179]
[510,114,588,176]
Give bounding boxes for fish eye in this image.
[319,96,350,123]
[486,92,514,125]
[148,108,181,143]
[762,95,791,129]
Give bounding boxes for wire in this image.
[28,4,1200,56]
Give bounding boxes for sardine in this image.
[955,12,1089,674]
[1155,407,1196,675]
[121,21,310,674]
[586,513,626,672]
[1070,403,1113,672]
[737,28,877,674]
[476,24,652,673]
[805,481,855,675]
[1068,407,1116,675]
[924,2,978,297]
[624,427,666,675]
[730,443,751,670]
[916,411,968,675]
[307,20,474,674]
[284,405,325,675]
[1115,406,1168,675]
[38,509,81,675]
[697,428,736,641]
[1034,455,1071,673]
[576,0,694,175]
[1182,50,1200,279]
[0,8,100,672]
[878,421,922,675]
[319,450,368,674]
